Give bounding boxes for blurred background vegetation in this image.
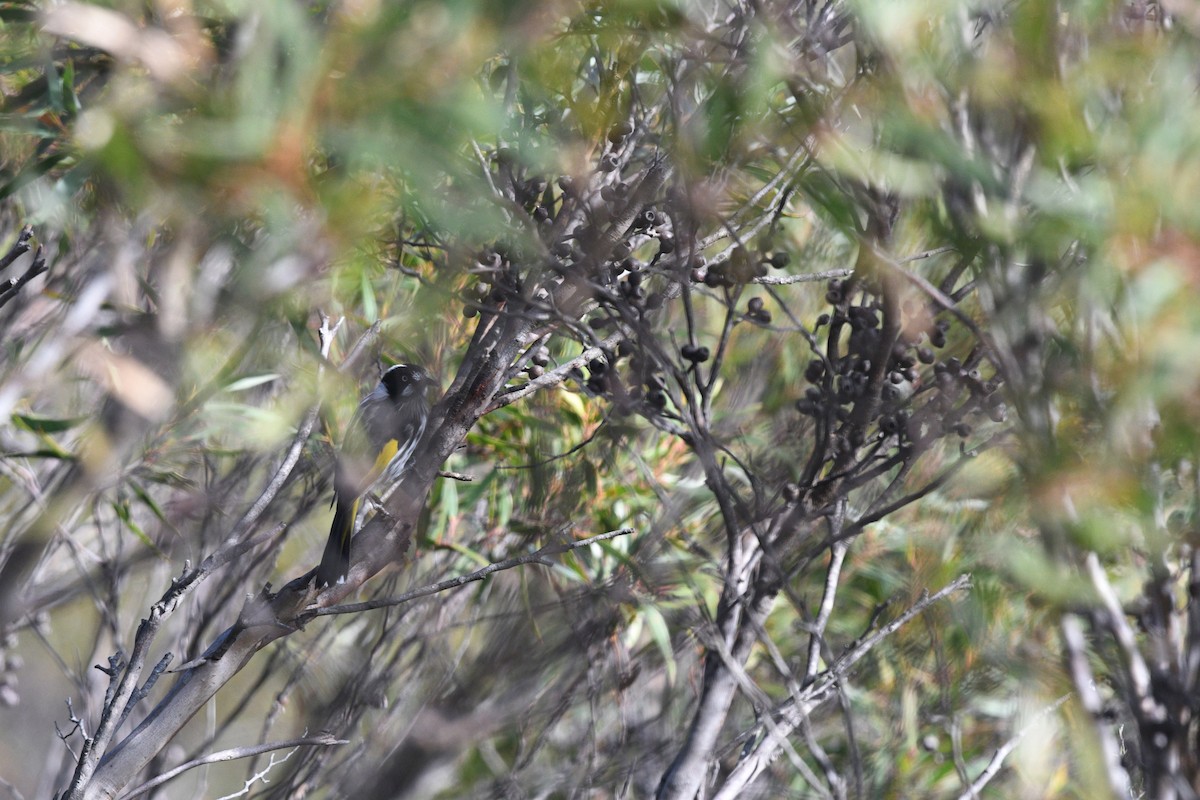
[0,0,1197,798]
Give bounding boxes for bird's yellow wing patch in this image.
[370,438,400,481]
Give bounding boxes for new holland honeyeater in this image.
[315,364,431,587]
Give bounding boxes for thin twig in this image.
[823,575,973,686]
[0,224,33,272]
[471,139,504,200]
[873,245,988,345]
[714,575,973,800]
[115,652,172,732]
[488,334,623,412]
[1061,615,1134,797]
[498,418,608,471]
[311,528,635,617]
[955,693,1072,800]
[805,535,848,686]
[227,314,341,540]
[59,320,341,799]
[1085,552,1154,710]
[900,245,957,263]
[118,734,347,799]
[0,246,46,309]
[753,268,853,285]
[339,320,381,373]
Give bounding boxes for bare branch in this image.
[0,224,33,272]
[753,268,853,285]
[311,527,635,617]
[805,533,848,686]
[488,333,623,412]
[0,246,46,310]
[955,693,1072,800]
[119,734,347,800]
[712,575,973,799]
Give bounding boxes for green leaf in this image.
[558,387,587,422]
[555,550,592,584]
[440,474,459,521]
[494,482,514,529]
[130,481,172,529]
[12,413,86,434]
[360,269,378,323]
[62,59,79,115]
[45,59,62,113]
[0,114,46,135]
[442,541,492,567]
[3,449,78,460]
[222,373,281,392]
[427,471,460,541]
[641,604,676,685]
[0,152,70,200]
[800,168,861,233]
[112,500,155,549]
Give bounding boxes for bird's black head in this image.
[380,364,428,400]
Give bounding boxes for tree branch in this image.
[310,528,635,617]
[711,574,973,799]
[119,734,347,800]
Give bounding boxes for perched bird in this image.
[316,364,431,587]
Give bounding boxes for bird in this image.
[315,363,431,587]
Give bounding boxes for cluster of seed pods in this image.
[797,276,1005,460]
[464,126,1003,453]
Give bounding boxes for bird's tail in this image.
[315,493,358,587]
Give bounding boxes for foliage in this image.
[0,1,1195,799]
